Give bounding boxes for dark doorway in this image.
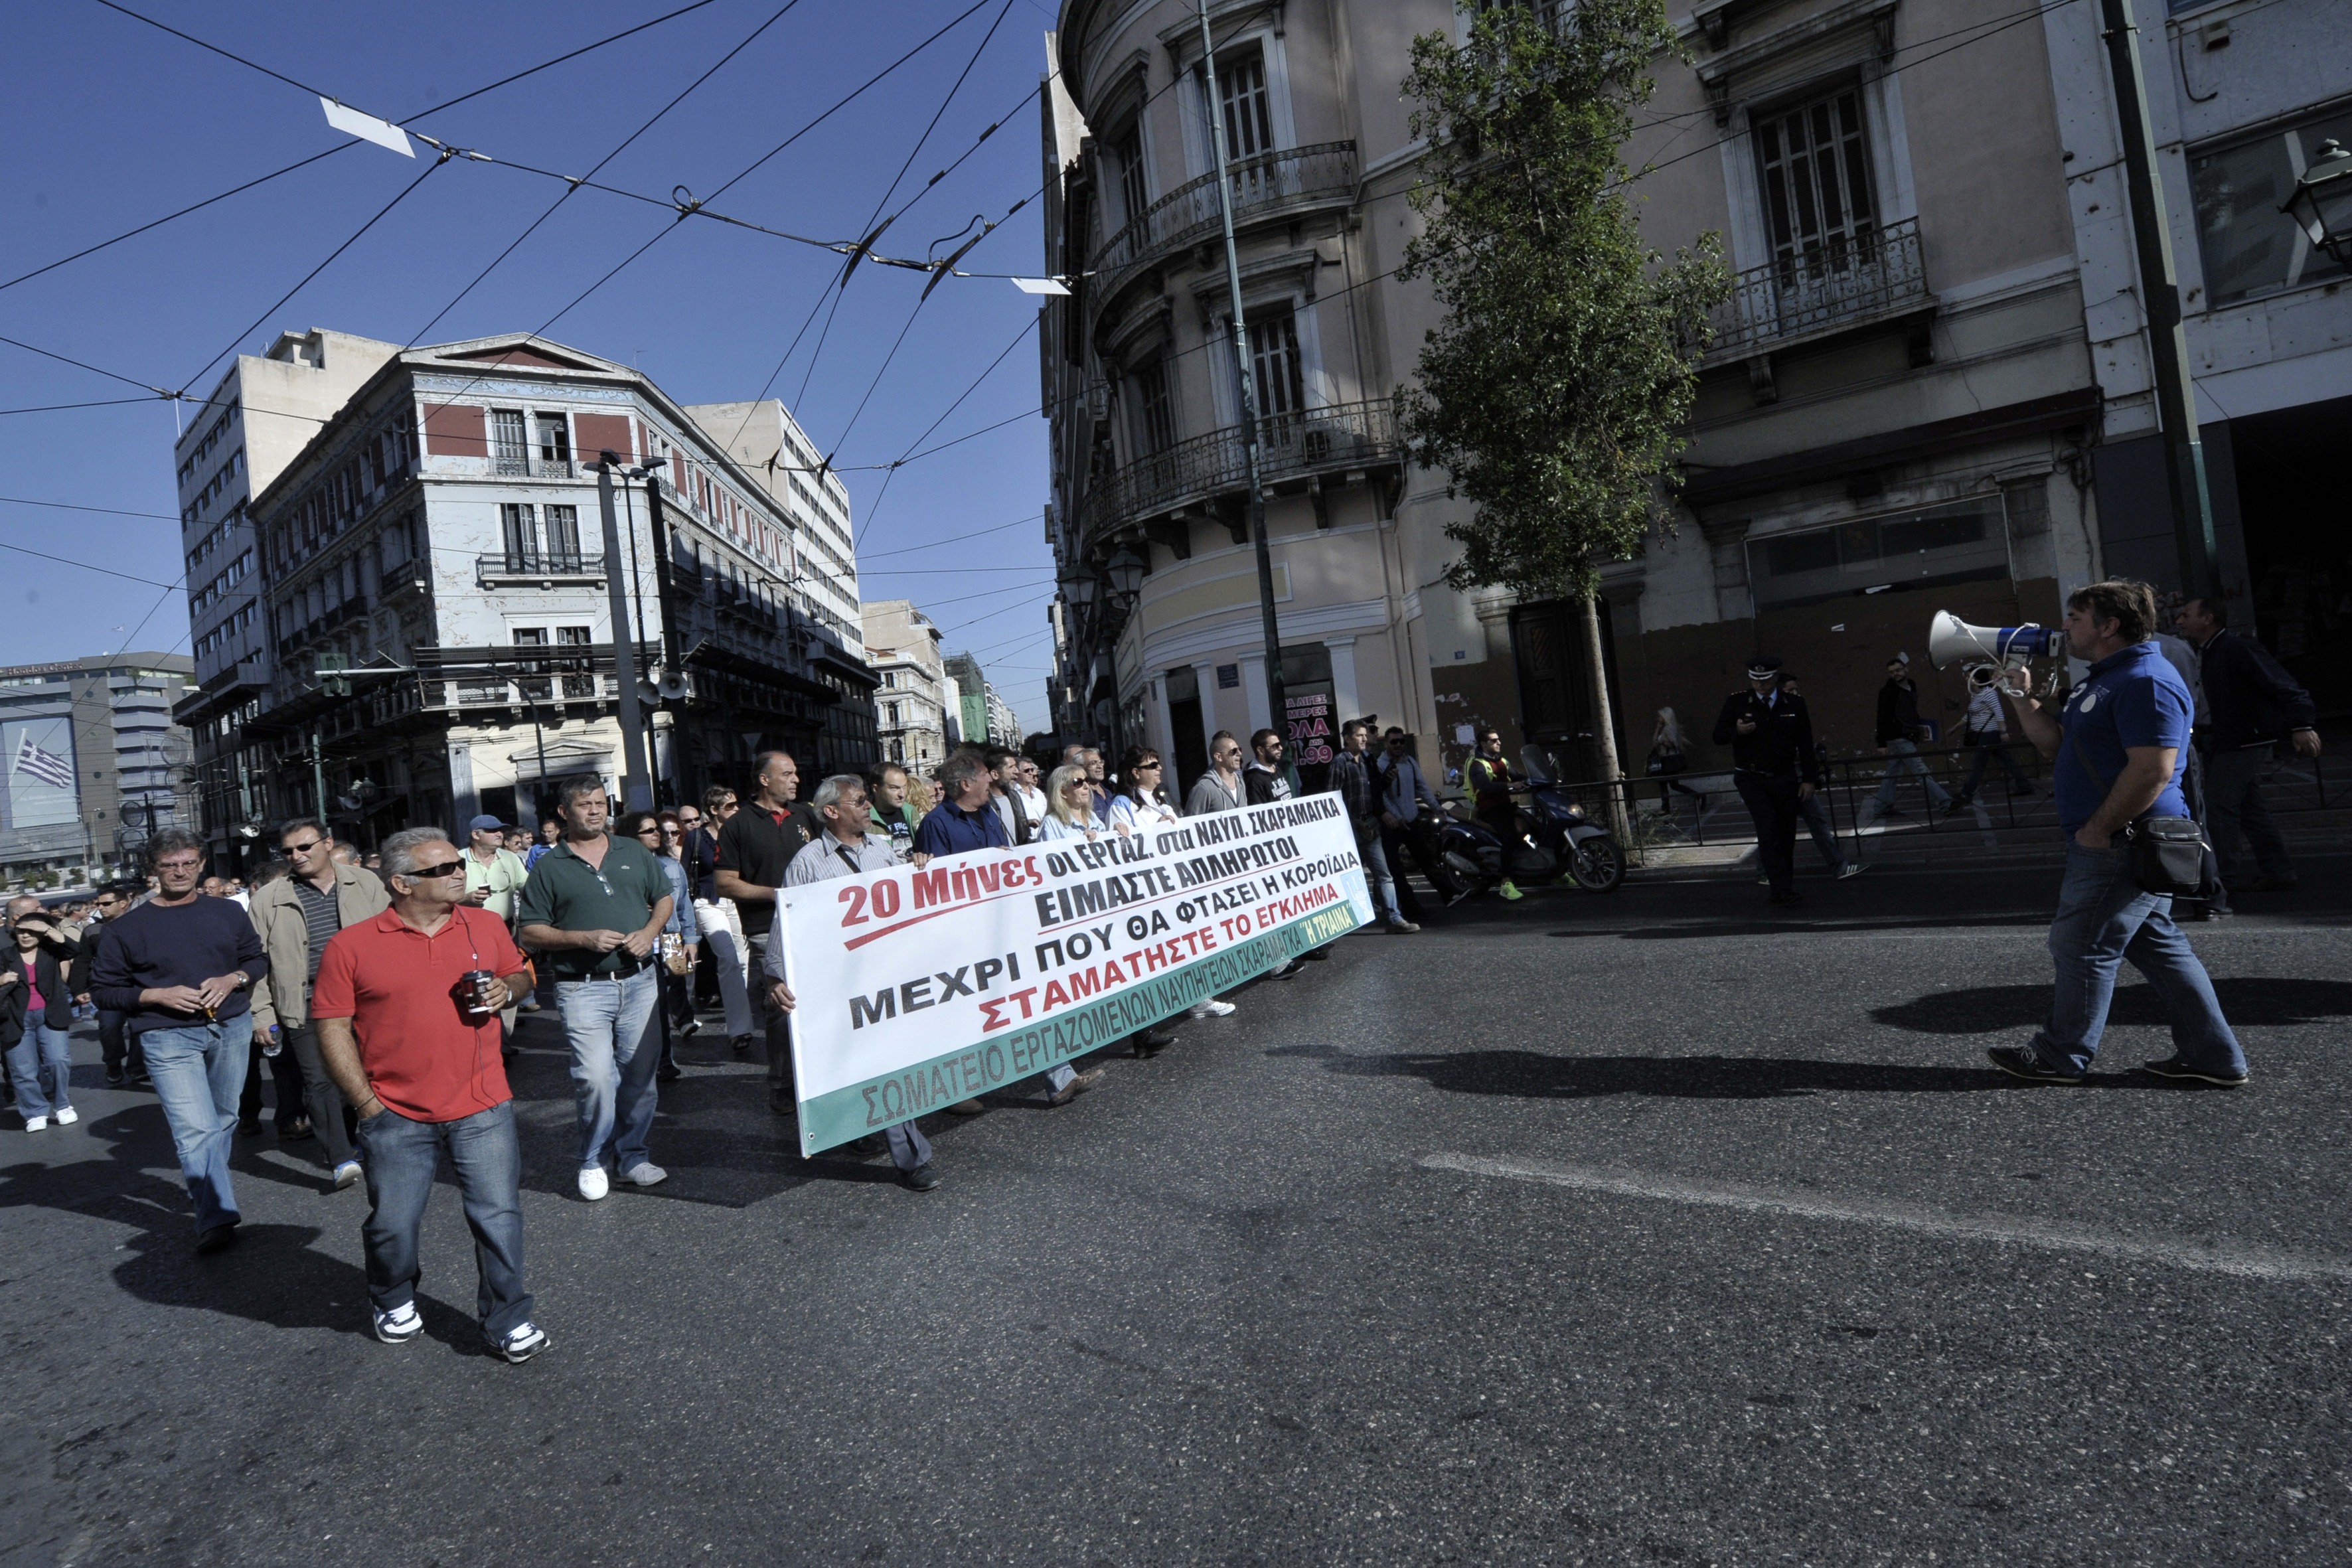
[1508,598,1626,779]
[2229,392,2352,723]
[1165,666,1207,791]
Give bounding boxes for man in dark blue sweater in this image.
[92,830,269,1254]
[2180,597,2321,892]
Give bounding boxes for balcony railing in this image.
[1089,141,1358,300]
[491,456,578,479]
[1708,218,1928,360]
[1074,397,1401,544]
[475,551,607,586]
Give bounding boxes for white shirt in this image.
[1965,685,2006,736]
[1111,793,1180,832]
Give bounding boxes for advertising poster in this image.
[779,797,1373,1154]
[3,717,79,830]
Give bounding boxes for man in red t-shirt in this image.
[313,827,549,1363]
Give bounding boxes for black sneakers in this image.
[195,1222,240,1256]
[900,1162,942,1192]
[1986,1046,2084,1085]
[2139,1056,2249,1088]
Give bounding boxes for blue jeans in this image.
[141,1016,252,1233]
[2203,745,2292,882]
[356,1099,534,1340]
[6,1007,74,1119]
[1795,791,1845,870]
[1357,829,1403,922]
[556,969,661,1174]
[2030,841,2244,1077]
[1872,739,1952,811]
[1956,739,2032,801]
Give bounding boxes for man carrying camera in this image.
[312,828,548,1360]
[1988,580,2245,1087]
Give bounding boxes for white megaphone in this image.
[1928,611,2065,690]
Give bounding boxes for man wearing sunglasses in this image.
[516,775,676,1201]
[246,819,390,1191]
[311,828,548,1362]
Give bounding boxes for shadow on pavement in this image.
[1873,978,2352,1034]
[0,1107,477,1349]
[1263,1043,2173,1097]
[1545,911,2055,941]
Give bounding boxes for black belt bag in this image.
[2069,732,2205,896]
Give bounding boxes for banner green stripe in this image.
[797,899,1362,1154]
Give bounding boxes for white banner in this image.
[780,795,1372,1153]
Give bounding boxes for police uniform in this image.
[1711,658,1824,903]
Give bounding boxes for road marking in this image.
[1419,1152,2352,1284]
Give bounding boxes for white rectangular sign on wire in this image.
[320,98,414,157]
[780,797,1372,1154]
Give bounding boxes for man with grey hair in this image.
[768,775,942,1190]
[312,827,548,1360]
[91,829,269,1255]
[516,775,676,1201]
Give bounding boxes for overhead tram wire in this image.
[405,0,809,345]
[0,397,169,418]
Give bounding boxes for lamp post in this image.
[589,448,663,811]
[1058,566,1099,751]
[2284,138,2352,268]
[1102,548,1147,777]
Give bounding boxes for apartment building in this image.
[862,599,953,771]
[173,329,401,861]
[234,333,875,842]
[941,651,1020,747]
[0,655,195,886]
[1043,0,2338,780]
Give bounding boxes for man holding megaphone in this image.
[1982,580,2247,1088]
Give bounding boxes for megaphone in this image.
[1927,611,2065,690]
[657,668,692,701]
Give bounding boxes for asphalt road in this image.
[4,858,2349,1567]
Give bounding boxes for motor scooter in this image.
[1518,746,1626,894]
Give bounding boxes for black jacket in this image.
[1,947,68,1048]
[1712,689,1824,784]
[1874,678,1926,745]
[2197,628,2316,752]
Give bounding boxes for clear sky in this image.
[0,0,1058,732]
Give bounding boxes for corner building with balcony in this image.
[1044,0,2163,782]
[239,333,874,841]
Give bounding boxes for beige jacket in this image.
[248,863,390,1030]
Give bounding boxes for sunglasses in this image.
[404,860,467,880]
[1136,759,1162,769]
[283,838,325,854]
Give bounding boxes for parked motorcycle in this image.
[1518,747,1626,894]
[1408,747,1626,899]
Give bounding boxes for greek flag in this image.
[13,733,74,791]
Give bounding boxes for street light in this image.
[2284,138,2352,268]
[1105,548,1146,604]
[1056,566,1098,609]
[589,448,664,811]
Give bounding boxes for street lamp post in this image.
[1102,548,1147,779]
[590,449,661,811]
[2284,139,2352,268]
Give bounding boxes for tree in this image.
[1397,0,1727,832]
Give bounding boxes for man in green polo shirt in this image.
[514,775,674,1203]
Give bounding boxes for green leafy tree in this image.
[1397,0,1727,819]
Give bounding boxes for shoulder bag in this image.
[2067,730,2205,896]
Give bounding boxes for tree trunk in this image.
[1577,590,1633,851]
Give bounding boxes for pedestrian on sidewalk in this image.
[1772,676,1861,880]
[4,902,76,1132]
[1985,580,2246,1087]
[1463,728,1525,901]
[90,830,269,1254]
[2179,595,2320,895]
[1947,672,2037,813]
[1648,708,1707,813]
[769,775,944,1189]
[246,819,390,1190]
[1711,656,1822,907]
[516,775,676,1200]
[1333,719,1419,933]
[1860,653,1954,829]
[714,752,823,1110]
[310,827,549,1361]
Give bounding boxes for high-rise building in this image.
[862,599,952,772]
[228,332,876,841]
[173,329,402,864]
[0,654,195,886]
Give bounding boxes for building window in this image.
[557,625,595,698]
[501,504,540,567]
[1217,43,1275,161]
[491,408,529,473]
[2190,106,2352,308]
[545,505,581,561]
[1131,358,1177,455]
[512,626,553,701]
[1245,308,1307,437]
[886,702,902,726]
[1755,86,1878,282]
[1745,495,2010,611]
[534,412,572,467]
[1113,123,1149,228]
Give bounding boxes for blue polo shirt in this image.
[913,801,1010,859]
[2054,641,2192,836]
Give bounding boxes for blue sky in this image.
[0,0,1059,731]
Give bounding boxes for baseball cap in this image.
[466,813,508,834]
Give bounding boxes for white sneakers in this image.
[333,1161,363,1190]
[1187,998,1237,1018]
[53,1106,76,1125]
[23,1115,48,1133]
[493,1322,551,1364]
[373,1302,424,1343]
[578,1167,610,1202]
[620,1163,668,1188]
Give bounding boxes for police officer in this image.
[1711,656,1823,906]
